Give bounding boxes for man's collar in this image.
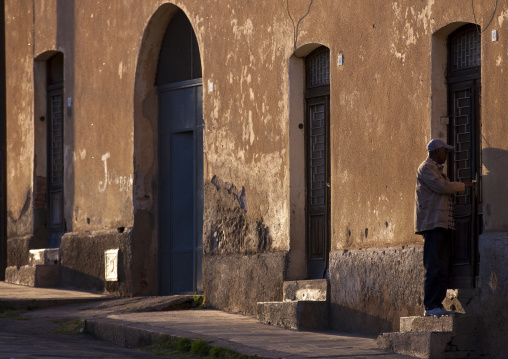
[428,157,444,172]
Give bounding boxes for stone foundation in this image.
[329,246,424,335]
[59,228,135,295]
[7,235,33,267]
[203,252,286,315]
[476,232,508,358]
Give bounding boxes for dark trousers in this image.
[422,227,452,310]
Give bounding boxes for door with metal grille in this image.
[447,25,481,288]
[48,85,65,247]
[306,47,330,279]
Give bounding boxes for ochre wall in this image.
[4,1,508,352]
[7,0,508,252]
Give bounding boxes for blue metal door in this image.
[159,80,203,294]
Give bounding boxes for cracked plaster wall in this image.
[4,1,508,341]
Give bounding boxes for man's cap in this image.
[427,138,454,152]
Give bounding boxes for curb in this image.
[0,296,112,310]
[83,318,288,358]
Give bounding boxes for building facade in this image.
[3,0,508,356]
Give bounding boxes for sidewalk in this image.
[0,282,412,359]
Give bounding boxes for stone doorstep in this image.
[401,315,478,333]
[5,264,60,288]
[400,315,479,353]
[401,316,454,333]
[378,316,480,359]
[377,331,456,359]
[257,300,329,331]
[283,279,329,302]
[29,248,60,266]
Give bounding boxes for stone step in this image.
[257,300,329,331]
[378,331,456,359]
[283,279,329,302]
[401,315,477,334]
[29,248,60,265]
[5,264,59,288]
[378,316,480,359]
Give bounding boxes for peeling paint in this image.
[390,43,406,62]
[498,8,508,27]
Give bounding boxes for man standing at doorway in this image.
[415,139,474,316]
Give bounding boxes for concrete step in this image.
[257,300,329,331]
[378,316,480,359]
[283,279,329,302]
[29,248,60,265]
[377,331,456,359]
[5,264,59,288]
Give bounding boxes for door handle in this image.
[472,173,479,197]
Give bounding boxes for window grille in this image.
[452,29,481,71]
[307,50,330,87]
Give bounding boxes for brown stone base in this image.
[5,264,59,287]
[329,246,424,335]
[7,235,33,267]
[203,252,286,315]
[59,228,135,295]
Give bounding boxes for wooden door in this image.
[47,85,65,248]
[305,47,330,279]
[447,25,481,288]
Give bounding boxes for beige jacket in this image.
[414,157,465,234]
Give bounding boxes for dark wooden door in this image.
[306,97,330,279]
[158,80,203,295]
[47,85,65,248]
[305,47,330,279]
[447,25,481,288]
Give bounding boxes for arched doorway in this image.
[33,51,65,249]
[447,24,481,288]
[156,9,203,294]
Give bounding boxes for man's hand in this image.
[464,182,475,188]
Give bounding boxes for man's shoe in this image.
[439,307,454,315]
[424,307,452,316]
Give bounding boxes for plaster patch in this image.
[405,23,417,46]
[392,2,402,20]
[489,272,499,291]
[118,62,123,79]
[498,9,508,27]
[390,43,406,62]
[417,0,435,34]
[496,55,502,66]
[80,149,86,160]
[248,111,254,145]
[232,18,254,39]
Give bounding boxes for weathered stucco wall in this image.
[5,1,34,239]
[4,1,508,354]
[330,246,424,334]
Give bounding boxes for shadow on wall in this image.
[481,147,508,229]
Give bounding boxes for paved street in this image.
[0,282,412,359]
[0,315,162,359]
